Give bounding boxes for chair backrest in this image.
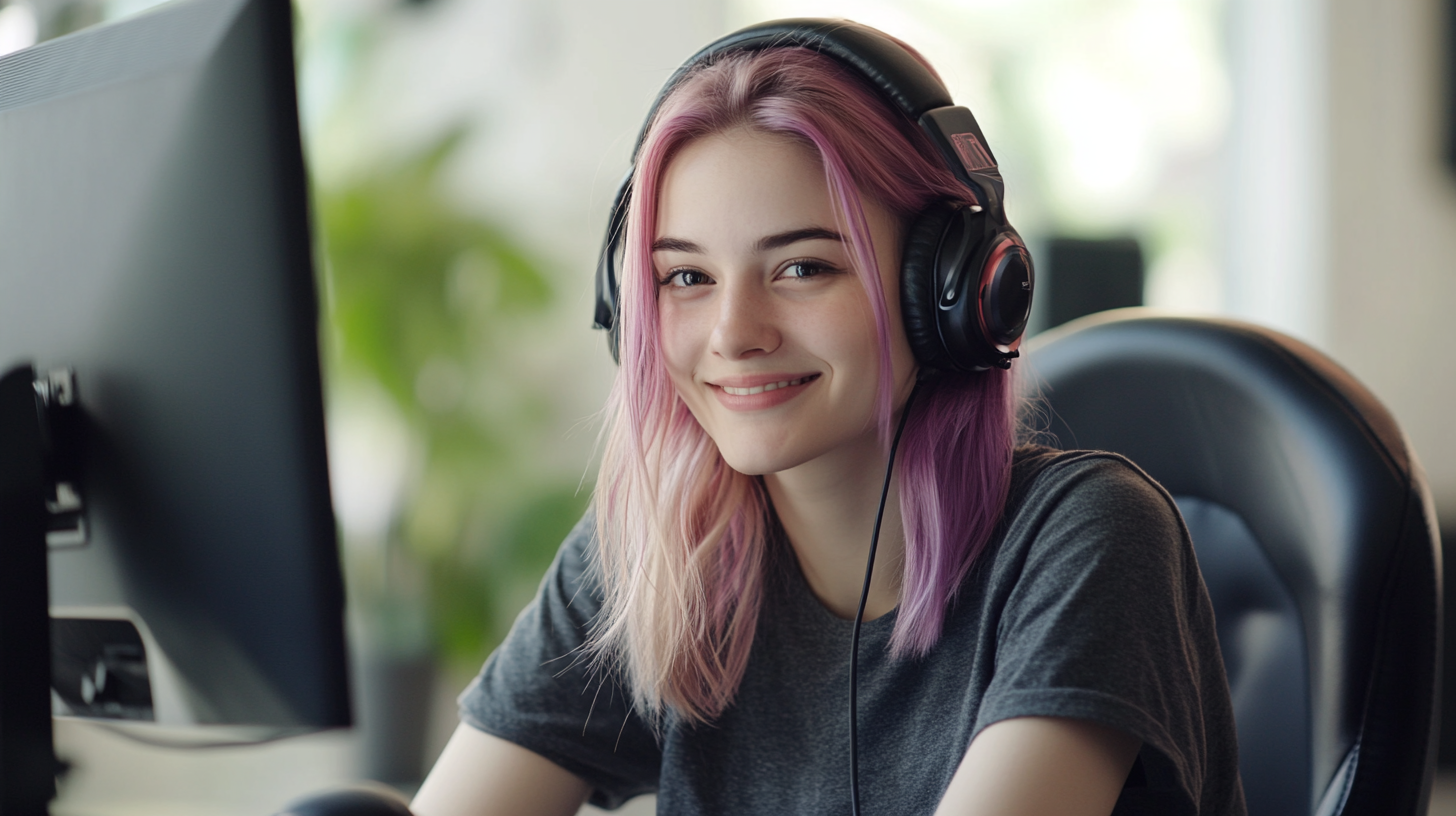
[1023,311,1442,816]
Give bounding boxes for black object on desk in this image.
[275,787,416,816]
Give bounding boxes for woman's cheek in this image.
[658,300,702,390]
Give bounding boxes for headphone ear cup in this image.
[900,203,956,371]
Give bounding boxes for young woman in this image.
[412,20,1244,816]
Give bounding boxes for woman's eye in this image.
[664,269,711,287]
[781,260,833,280]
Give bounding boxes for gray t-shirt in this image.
[459,447,1246,815]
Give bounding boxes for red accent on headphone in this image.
[978,236,1025,355]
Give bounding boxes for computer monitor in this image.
[0,0,349,754]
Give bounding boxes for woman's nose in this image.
[710,280,780,360]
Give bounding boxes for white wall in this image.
[1324,0,1456,524]
[1222,0,1328,345]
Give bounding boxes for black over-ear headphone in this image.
[592,18,1034,372]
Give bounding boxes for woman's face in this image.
[654,128,917,476]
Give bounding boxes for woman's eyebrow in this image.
[755,227,844,251]
[652,237,702,253]
[651,227,845,255]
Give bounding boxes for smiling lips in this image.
[721,375,816,396]
[710,373,821,410]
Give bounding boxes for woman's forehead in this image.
[655,130,837,250]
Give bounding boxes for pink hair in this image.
[591,45,1016,723]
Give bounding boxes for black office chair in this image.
[1023,310,1442,816]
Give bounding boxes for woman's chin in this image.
[717,446,808,478]
[721,457,787,478]
[710,429,877,479]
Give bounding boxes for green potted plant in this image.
[317,132,589,786]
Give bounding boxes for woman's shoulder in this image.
[1009,444,1179,522]
[1000,444,1190,570]
[982,446,1215,692]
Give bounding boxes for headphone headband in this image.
[634,20,954,161]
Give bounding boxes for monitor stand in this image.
[0,363,60,815]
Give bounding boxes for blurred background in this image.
[1,0,1453,813]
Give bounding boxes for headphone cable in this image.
[849,377,922,816]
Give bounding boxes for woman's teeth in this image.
[721,376,813,396]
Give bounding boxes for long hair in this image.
[591,44,1016,724]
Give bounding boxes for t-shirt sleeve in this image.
[973,453,1241,816]
[457,510,661,810]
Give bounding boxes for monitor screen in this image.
[0,0,350,730]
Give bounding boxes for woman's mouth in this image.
[719,375,817,396]
[709,373,821,410]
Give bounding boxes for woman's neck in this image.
[764,431,904,621]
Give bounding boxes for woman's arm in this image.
[934,716,1141,816]
[411,724,591,816]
